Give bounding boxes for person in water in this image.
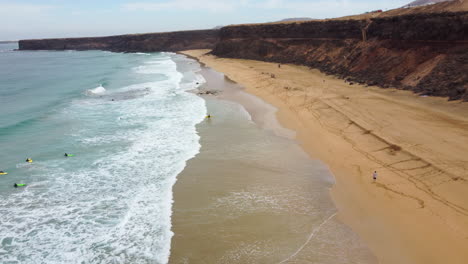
[64,153,69,157]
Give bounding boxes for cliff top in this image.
[19,29,217,42]
[228,0,467,27]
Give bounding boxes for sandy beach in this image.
[169,62,377,263]
[180,50,468,264]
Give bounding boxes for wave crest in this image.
[85,85,106,96]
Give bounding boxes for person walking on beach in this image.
[373,171,378,181]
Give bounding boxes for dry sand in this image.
[181,50,468,264]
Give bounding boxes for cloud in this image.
[122,0,243,12]
[122,0,409,17]
[0,2,58,39]
[257,0,408,13]
[0,2,55,16]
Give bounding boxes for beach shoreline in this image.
[169,56,377,263]
[180,50,468,264]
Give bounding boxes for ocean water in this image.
[0,43,206,263]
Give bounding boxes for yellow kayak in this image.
[0,172,7,175]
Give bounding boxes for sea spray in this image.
[85,84,106,96]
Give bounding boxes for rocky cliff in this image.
[18,11,468,100]
[19,29,219,52]
[213,12,468,101]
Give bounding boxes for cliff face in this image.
[19,29,219,52]
[212,12,468,101]
[18,12,468,100]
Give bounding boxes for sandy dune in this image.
[182,49,468,264]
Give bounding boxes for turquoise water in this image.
[0,43,206,263]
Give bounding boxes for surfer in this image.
[0,171,7,175]
[373,171,378,181]
[206,114,211,119]
[14,183,26,188]
[26,158,32,163]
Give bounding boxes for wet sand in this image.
[169,62,377,263]
[179,50,468,264]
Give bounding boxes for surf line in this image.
[278,212,338,264]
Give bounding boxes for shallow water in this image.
[0,43,205,263]
[169,66,378,264]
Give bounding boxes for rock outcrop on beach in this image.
[212,12,468,101]
[19,29,219,52]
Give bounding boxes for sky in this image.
[0,0,410,40]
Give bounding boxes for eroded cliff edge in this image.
[19,29,219,52]
[19,12,468,100]
[213,12,468,101]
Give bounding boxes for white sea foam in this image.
[0,53,207,263]
[85,84,106,96]
[134,58,175,75]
